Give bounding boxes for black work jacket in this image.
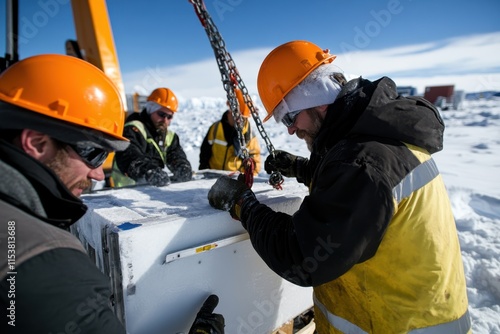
[240,77,445,287]
[0,140,125,333]
[114,109,191,180]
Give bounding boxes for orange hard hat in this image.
[257,40,336,122]
[0,54,128,147]
[147,87,178,112]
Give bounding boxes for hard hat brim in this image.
[0,102,129,152]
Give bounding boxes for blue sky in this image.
[1,0,500,98]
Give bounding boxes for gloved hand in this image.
[264,150,307,178]
[188,294,225,334]
[145,167,170,187]
[208,175,255,220]
[171,164,193,182]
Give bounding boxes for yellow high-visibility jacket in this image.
[312,144,470,333]
[200,114,261,175]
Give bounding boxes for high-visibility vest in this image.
[313,144,470,334]
[111,121,174,188]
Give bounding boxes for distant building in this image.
[424,85,454,105]
[423,85,466,110]
[397,86,417,97]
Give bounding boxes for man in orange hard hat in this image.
[207,40,470,333]
[112,87,193,187]
[0,55,224,333]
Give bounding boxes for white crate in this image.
[73,175,313,334]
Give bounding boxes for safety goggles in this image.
[281,109,303,127]
[157,111,174,120]
[67,144,109,169]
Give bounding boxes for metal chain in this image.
[190,0,248,158]
[189,0,284,189]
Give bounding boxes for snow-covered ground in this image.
[170,97,500,333]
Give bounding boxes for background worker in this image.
[112,87,193,187]
[199,105,261,175]
[207,40,470,333]
[0,55,224,334]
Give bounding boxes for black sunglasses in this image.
[157,111,173,120]
[281,109,303,127]
[67,144,109,169]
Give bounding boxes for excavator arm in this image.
[69,0,126,174]
[70,0,126,106]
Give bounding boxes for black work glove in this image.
[188,294,225,334]
[208,175,256,220]
[264,150,307,178]
[171,164,193,182]
[145,167,170,187]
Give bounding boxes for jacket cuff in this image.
[237,189,259,228]
[295,157,309,185]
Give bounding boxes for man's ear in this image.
[317,104,329,114]
[318,105,329,112]
[19,129,53,161]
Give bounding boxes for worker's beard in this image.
[46,148,92,195]
[296,108,324,152]
[155,129,167,151]
[155,121,168,132]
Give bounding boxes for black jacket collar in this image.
[313,76,444,155]
[0,140,87,229]
[127,109,159,139]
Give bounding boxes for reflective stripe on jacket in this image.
[111,120,174,187]
[313,144,470,334]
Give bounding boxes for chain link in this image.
[190,0,284,189]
